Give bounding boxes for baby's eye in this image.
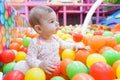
[50,21,54,23]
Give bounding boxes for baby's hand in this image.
[39,60,56,74]
[75,42,85,51]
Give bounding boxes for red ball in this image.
[1,50,15,64]
[94,30,104,35]
[3,70,24,80]
[73,32,83,42]
[19,46,28,53]
[46,66,60,80]
[90,62,116,80]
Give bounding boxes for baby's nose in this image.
[55,21,59,26]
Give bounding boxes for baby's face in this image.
[40,11,59,36]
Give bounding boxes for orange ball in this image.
[83,35,93,45]
[112,60,120,75]
[75,50,90,65]
[72,73,95,80]
[104,36,117,48]
[12,38,22,46]
[60,59,72,76]
[113,44,120,52]
[88,36,106,50]
[9,42,21,51]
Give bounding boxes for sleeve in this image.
[26,39,41,68]
[55,36,75,49]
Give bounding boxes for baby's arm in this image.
[55,36,85,50]
[26,39,41,68]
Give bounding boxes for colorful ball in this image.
[9,42,21,51]
[66,61,88,79]
[102,49,120,66]
[51,76,65,80]
[25,68,46,80]
[75,50,90,65]
[62,49,75,60]
[15,51,26,62]
[14,60,30,74]
[22,37,31,47]
[88,36,106,50]
[102,31,114,37]
[73,32,83,42]
[46,66,60,80]
[116,65,120,78]
[72,73,95,80]
[3,70,25,80]
[3,62,16,74]
[112,60,120,75]
[1,50,15,64]
[60,59,72,76]
[86,54,106,68]
[90,62,116,80]
[114,33,120,44]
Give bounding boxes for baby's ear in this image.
[34,25,41,34]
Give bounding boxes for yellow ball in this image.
[61,34,72,40]
[116,65,120,78]
[25,68,46,80]
[62,49,75,60]
[15,51,26,62]
[86,53,106,68]
[56,30,64,38]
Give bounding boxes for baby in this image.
[26,5,85,78]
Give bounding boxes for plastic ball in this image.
[83,35,93,45]
[88,36,106,50]
[99,46,113,54]
[86,54,106,68]
[25,68,46,80]
[116,65,120,78]
[15,51,26,62]
[22,37,31,47]
[102,49,120,66]
[75,50,90,65]
[12,38,22,46]
[90,62,116,80]
[62,49,75,60]
[73,32,83,42]
[60,59,72,76]
[102,31,114,37]
[112,60,120,75]
[104,36,117,47]
[51,76,65,80]
[1,50,15,63]
[3,70,25,80]
[72,73,95,80]
[46,66,60,80]
[114,33,120,44]
[3,62,16,74]
[66,61,88,79]
[14,60,30,74]
[9,42,21,51]
[114,44,120,52]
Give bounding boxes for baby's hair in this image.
[29,6,54,27]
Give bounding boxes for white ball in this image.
[14,60,30,74]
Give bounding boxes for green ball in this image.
[102,49,120,66]
[102,31,114,37]
[50,76,65,80]
[22,37,31,47]
[3,62,16,74]
[66,61,88,79]
[114,33,120,44]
